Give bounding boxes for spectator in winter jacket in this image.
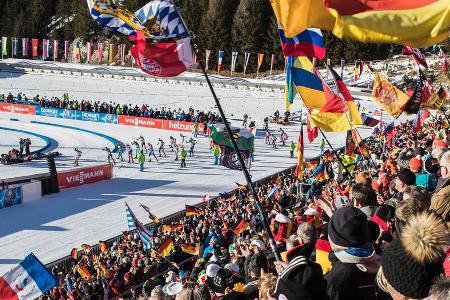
[325,207,381,300]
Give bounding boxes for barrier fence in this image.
[0,101,204,133]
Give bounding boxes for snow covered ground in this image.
[0,60,403,274]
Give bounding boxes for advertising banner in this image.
[117,115,163,129]
[58,164,113,189]
[0,103,35,115]
[35,106,77,119]
[163,120,203,133]
[0,187,22,209]
[76,111,118,124]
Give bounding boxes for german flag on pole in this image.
[156,237,174,257]
[271,0,450,47]
[71,248,78,260]
[81,244,92,254]
[75,262,92,280]
[185,205,200,217]
[232,219,250,235]
[99,241,108,254]
[181,243,200,256]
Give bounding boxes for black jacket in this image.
[325,249,380,300]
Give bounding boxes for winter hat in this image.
[409,156,423,173]
[423,157,440,174]
[334,196,351,209]
[396,168,416,186]
[433,139,448,148]
[164,270,176,283]
[273,256,327,300]
[163,282,183,296]
[205,263,221,278]
[209,268,233,294]
[413,147,425,157]
[251,240,266,251]
[328,207,370,248]
[380,213,449,299]
[151,285,164,297]
[224,263,240,273]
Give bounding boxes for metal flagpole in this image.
[171,1,281,261]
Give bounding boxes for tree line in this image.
[0,0,394,72]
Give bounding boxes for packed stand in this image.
[39,115,450,300]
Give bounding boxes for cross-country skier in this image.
[147,142,158,162]
[180,147,187,168]
[187,138,197,157]
[174,143,179,161]
[139,135,147,153]
[169,136,176,152]
[117,144,124,162]
[180,134,187,144]
[289,141,295,158]
[280,128,288,146]
[138,151,145,172]
[104,147,116,165]
[242,113,248,127]
[126,143,134,163]
[132,140,140,159]
[193,122,199,138]
[265,130,270,144]
[19,138,24,157]
[74,147,82,166]
[271,135,277,149]
[263,117,269,131]
[157,138,166,157]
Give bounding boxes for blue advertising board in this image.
[76,111,118,124]
[35,106,118,124]
[0,187,22,209]
[35,107,77,119]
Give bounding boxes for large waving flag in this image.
[279,26,325,59]
[156,237,174,257]
[86,0,186,39]
[361,113,380,127]
[270,0,450,47]
[125,203,152,250]
[403,46,428,69]
[412,109,431,133]
[0,253,56,300]
[371,69,410,118]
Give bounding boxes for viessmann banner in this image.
[57,164,113,189]
[0,103,36,115]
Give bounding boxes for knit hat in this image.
[423,157,440,174]
[380,213,449,299]
[273,256,327,300]
[396,168,416,186]
[328,207,370,248]
[409,156,423,173]
[208,268,233,294]
[433,139,448,148]
[334,196,351,209]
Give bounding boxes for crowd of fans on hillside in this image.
[38,114,450,300]
[1,92,221,123]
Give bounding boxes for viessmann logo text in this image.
[65,169,104,184]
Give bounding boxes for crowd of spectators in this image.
[37,114,450,300]
[1,92,221,123]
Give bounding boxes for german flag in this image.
[305,159,319,170]
[98,262,111,279]
[75,262,92,280]
[181,243,200,256]
[315,239,332,275]
[99,241,108,254]
[220,205,230,214]
[156,237,174,257]
[162,225,172,233]
[232,219,250,235]
[71,248,78,260]
[185,205,200,217]
[235,182,247,191]
[81,244,92,254]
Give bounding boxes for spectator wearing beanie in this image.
[325,207,380,300]
[377,213,449,300]
[350,183,379,219]
[394,168,416,200]
[416,157,439,191]
[409,155,423,173]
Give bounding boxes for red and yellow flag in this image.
[271,0,450,47]
[81,244,92,254]
[232,219,250,235]
[75,262,92,281]
[235,182,247,191]
[99,241,108,254]
[185,205,200,217]
[156,237,174,257]
[372,70,409,118]
[181,244,200,256]
[71,248,78,260]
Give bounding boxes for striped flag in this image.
[232,219,249,235]
[53,40,59,60]
[270,54,275,75]
[312,163,327,182]
[217,50,224,73]
[98,42,104,63]
[22,38,29,57]
[181,243,200,256]
[201,193,210,202]
[2,37,8,56]
[75,262,92,281]
[99,241,107,254]
[185,205,200,217]
[243,52,251,75]
[87,42,93,64]
[257,53,264,77]
[361,113,380,127]
[403,46,428,69]
[267,186,281,201]
[305,159,319,170]
[205,49,211,70]
[109,43,115,64]
[64,41,69,61]
[42,39,48,59]
[278,26,325,59]
[11,38,18,57]
[32,39,38,57]
[75,41,81,62]
[125,203,152,250]
[231,51,238,74]
[156,237,174,257]
[140,203,160,223]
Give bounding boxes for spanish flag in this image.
[181,243,200,256]
[99,241,108,254]
[371,69,409,118]
[81,244,92,254]
[185,205,200,217]
[75,262,92,280]
[232,219,250,235]
[71,248,78,260]
[271,0,450,47]
[156,237,174,257]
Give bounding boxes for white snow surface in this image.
[0,60,405,274]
